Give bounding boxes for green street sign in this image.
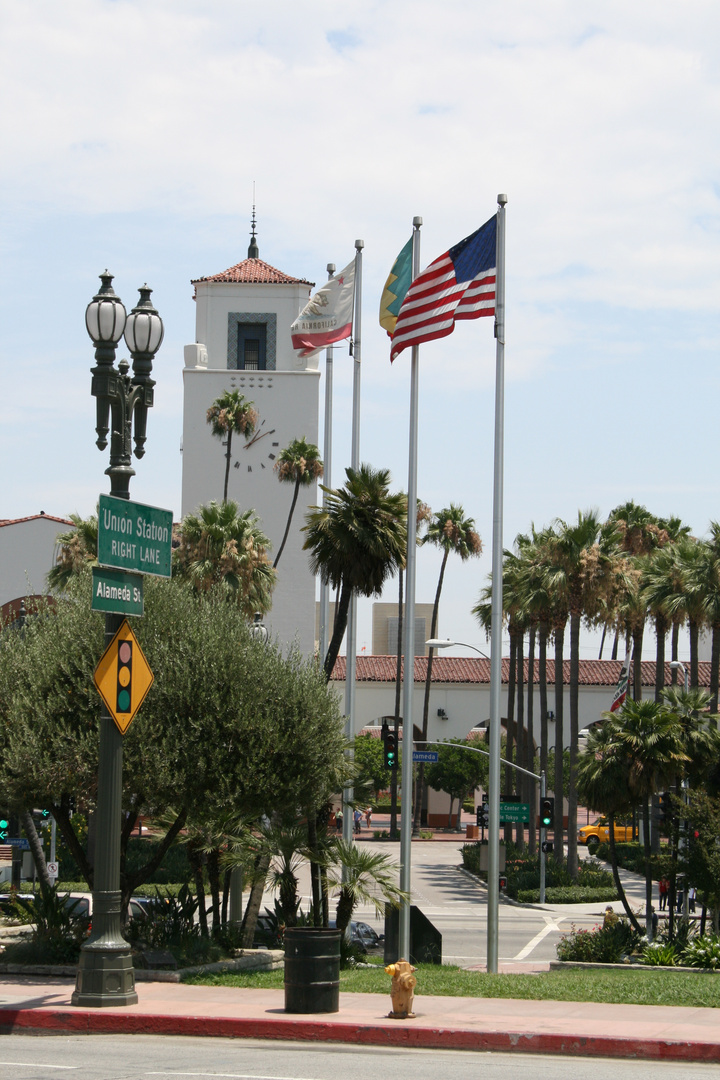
[98,494,172,578]
[499,801,530,823]
[92,567,144,616]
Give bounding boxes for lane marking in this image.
[513,916,564,960]
[0,1065,77,1071]
[147,1074,323,1079]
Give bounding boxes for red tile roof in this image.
[0,514,74,528]
[330,656,711,689]
[192,258,314,287]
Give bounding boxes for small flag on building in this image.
[390,215,497,363]
[291,259,355,359]
[610,653,632,712]
[379,237,412,337]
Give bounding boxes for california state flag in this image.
[610,652,631,712]
[291,259,355,358]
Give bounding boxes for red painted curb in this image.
[2,1007,719,1063]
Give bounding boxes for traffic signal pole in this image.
[539,771,546,905]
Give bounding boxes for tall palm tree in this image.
[543,511,626,877]
[272,437,323,569]
[700,524,720,713]
[600,698,688,937]
[662,537,706,688]
[206,390,258,502]
[577,723,642,931]
[415,506,481,833]
[303,464,407,681]
[47,513,98,590]
[173,499,275,617]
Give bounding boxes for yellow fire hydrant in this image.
[385,959,417,1019]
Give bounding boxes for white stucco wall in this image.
[0,516,72,611]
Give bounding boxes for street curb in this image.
[2,1007,720,1062]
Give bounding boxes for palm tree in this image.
[415,506,481,834]
[543,511,626,877]
[324,839,408,935]
[303,464,407,681]
[662,537,706,688]
[206,390,258,502]
[47,513,98,590]
[272,438,323,569]
[600,698,688,937]
[700,524,720,713]
[577,723,642,931]
[173,499,275,617]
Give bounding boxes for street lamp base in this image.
[72,945,138,1007]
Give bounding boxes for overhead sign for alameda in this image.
[98,494,173,578]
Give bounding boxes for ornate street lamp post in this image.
[72,271,163,1008]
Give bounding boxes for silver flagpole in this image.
[399,216,422,961]
[343,240,363,850]
[318,263,335,667]
[487,193,507,975]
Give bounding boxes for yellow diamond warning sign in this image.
[93,619,154,734]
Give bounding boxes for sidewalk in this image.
[2,974,720,1063]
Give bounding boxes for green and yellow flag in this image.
[379,238,412,337]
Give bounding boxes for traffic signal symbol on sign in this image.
[540,797,554,828]
[94,619,153,734]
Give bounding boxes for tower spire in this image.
[248,185,259,259]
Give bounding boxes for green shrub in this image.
[681,935,720,969]
[463,843,613,901]
[518,886,618,904]
[1,886,90,964]
[556,919,643,963]
[642,941,678,966]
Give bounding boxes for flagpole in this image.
[319,263,336,667]
[487,193,507,975]
[343,239,363,850]
[399,216,422,961]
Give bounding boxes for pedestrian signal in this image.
[476,803,489,828]
[540,797,554,828]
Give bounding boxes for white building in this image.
[181,233,319,655]
[0,513,73,622]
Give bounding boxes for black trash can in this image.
[284,927,341,1013]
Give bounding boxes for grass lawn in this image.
[183,961,720,1008]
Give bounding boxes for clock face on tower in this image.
[234,416,280,475]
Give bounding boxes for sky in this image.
[1,0,719,660]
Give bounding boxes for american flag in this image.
[390,215,497,363]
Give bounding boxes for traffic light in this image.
[117,639,133,714]
[541,840,554,854]
[658,791,671,827]
[384,730,397,771]
[540,797,554,828]
[0,817,8,841]
[476,802,489,828]
[499,875,508,891]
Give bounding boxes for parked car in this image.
[578,817,634,852]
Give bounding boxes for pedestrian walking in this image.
[336,808,343,832]
[354,807,362,834]
[658,876,669,911]
[689,885,697,914]
[365,806,372,829]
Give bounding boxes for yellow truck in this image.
[578,817,635,852]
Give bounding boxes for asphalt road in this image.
[1,1035,718,1080]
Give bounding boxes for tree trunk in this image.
[189,846,209,938]
[307,811,322,926]
[207,848,222,938]
[20,810,52,900]
[539,624,548,783]
[515,630,525,849]
[504,631,517,845]
[671,622,679,680]
[527,626,537,856]
[414,549,450,836]
[608,813,642,933]
[223,429,233,502]
[689,619,699,689]
[240,853,271,948]
[273,477,301,568]
[221,868,231,927]
[710,623,720,716]
[654,614,667,703]
[567,610,580,880]
[553,622,566,864]
[642,797,654,939]
[632,623,644,702]
[323,581,352,681]
[390,570,403,839]
[611,629,619,661]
